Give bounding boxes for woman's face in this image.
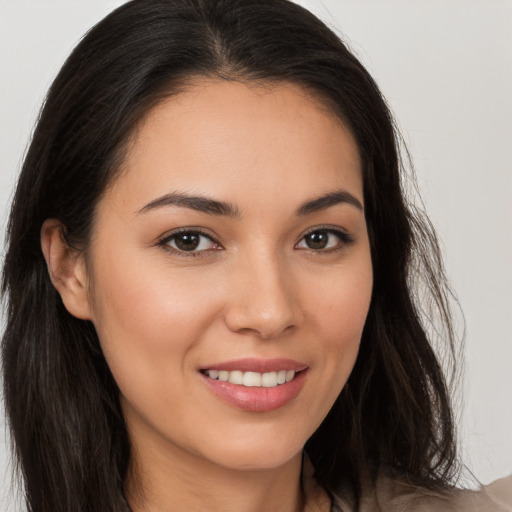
[84,80,373,472]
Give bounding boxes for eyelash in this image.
[297,226,355,253]
[157,228,221,259]
[157,226,355,258]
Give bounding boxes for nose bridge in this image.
[224,244,298,339]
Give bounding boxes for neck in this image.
[125,432,304,512]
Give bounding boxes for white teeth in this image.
[261,371,278,388]
[228,370,243,385]
[243,371,262,387]
[206,369,298,388]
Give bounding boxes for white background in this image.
[0,0,510,508]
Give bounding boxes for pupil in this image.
[175,233,200,251]
[306,231,328,249]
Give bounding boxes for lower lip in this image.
[200,369,309,412]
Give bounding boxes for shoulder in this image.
[339,474,512,512]
[483,476,512,511]
[303,456,512,512]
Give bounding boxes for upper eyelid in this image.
[295,226,355,250]
[157,229,222,259]
[157,227,220,245]
[156,224,353,248]
[297,224,350,239]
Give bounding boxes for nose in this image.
[223,251,300,340]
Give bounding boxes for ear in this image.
[40,218,92,320]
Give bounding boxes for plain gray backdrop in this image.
[1,0,511,509]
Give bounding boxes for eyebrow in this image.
[138,192,240,217]
[296,190,363,215]
[138,188,363,217]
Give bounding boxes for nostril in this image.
[233,324,296,340]
[222,267,300,338]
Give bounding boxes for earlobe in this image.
[40,218,92,320]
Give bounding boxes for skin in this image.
[42,80,373,512]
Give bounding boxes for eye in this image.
[159,230,221,254]
[296,228,353,251]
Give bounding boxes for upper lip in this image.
[200,358,308,373]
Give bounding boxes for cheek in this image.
[309,260,373,341]
[87,249,224,392]
[307,257,373,387]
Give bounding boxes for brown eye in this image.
[163,231,219,253]
[173,232,201,251]
[296,228,354,251]
[304,231,330,249]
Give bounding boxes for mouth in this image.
[199,359,309,412]
[200,368,302,388]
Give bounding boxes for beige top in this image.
[303,467,512,512]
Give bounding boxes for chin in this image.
[198,434,304,472]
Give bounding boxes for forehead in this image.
[104,79,363,215]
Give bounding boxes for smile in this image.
[202,369,297,388]
[199,359,309,412]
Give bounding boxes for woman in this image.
[1,0,510,511]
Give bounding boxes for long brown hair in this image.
[2,1,459,510]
